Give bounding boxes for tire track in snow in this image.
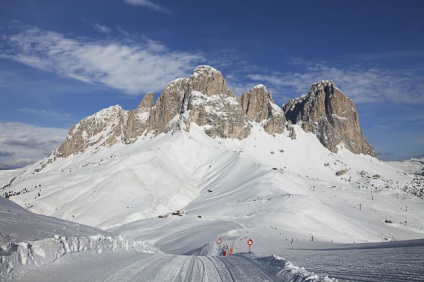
[104,254,187,282]
[200,256,233,281]
[175,256,204,281]
[218,255,273,282]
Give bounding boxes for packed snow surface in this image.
[15,251,335,282]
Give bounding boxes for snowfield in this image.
[1,124,424,281]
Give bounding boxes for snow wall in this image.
[0,234,160,280]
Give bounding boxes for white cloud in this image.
[123,0,170,14]
[1,26,203,94]
[246,64,424,105]
[0,122,68,169]
[92,23,112,34]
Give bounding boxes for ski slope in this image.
[16,251,332,282]
[1,124,424,280]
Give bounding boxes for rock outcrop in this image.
[56,105,128,158]
[181,66,250,139]
[55,66,252,158]
[124,93,154,143]
[147,65,251,138]
[283,81,375,156]
[240,84,286,134]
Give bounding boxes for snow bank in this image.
[0,234,160,280]
[254,254,336,282]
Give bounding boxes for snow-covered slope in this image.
[0,196,160,280]
[389,157,424,176]
[2,124,423,250]
[0,196,104,244]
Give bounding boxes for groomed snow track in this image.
[14,251,334,282]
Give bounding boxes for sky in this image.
[0,0,423,169]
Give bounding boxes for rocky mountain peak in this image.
[283,81,375,156]
[181,66,250,138]
[56,105,128,158]
[137,92,154,109]
[193,65,221,76]
[240,85,286,134]
[310,80,337,93]
[54,66,375,160]
[189,65,232,97]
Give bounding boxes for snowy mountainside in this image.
[388,158,424,198]
[2,124,423,253]
[389,157,424,176]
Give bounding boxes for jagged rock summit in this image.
[240,84,286,134]
[55,67,374,159]
[283,80,375,156]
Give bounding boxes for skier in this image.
[222,244,228,256]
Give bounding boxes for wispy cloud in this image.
[92,23,112,34]
[123,0,170,14]
[246,64,424,105]
[1,26,203,94]
[19,108,74,122]
[0,122,68,170]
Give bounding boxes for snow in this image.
[0,197,160,280]
[187,90,242,123]
[14,250,335,282]
[1,122,424,280]
[253,84,266,89]
[192,65,221,78]
[389,157,424,176]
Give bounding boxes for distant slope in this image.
[389,157,424,176]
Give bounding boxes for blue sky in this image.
[0,0,423,169]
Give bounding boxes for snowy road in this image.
[16,252,279,282]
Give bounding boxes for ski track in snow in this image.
[15,252,286,282]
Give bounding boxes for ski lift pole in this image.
[230,238,235,255]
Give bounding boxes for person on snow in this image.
[222,244,228,256]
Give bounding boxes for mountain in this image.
[1,65,424,280]
[55,66,252,159]
[283,80,375,156]
[52,66,372,160]
[389,157,424,176]
[240,84,286,134]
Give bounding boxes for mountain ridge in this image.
[54,66,374,160]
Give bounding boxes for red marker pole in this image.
[247,238,253,252]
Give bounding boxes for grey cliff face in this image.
[151,65,250,138]
[124,93,154,143]
[56,105,128,158]
[151,78,189,133]
[55,67,375,160]
[181,66,250,139]
[240,85,286,134]
[283,81,375,156]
